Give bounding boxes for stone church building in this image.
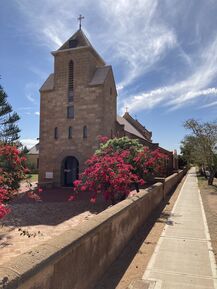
[39,28,175,187]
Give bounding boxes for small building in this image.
[39,27,177,187]
[27,143,39,172]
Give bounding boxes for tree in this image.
[183,119,217,185]
[72,136,167,204]
[0,85,20,143]
[96,136,143,155]
[180,135,203,166]
[22,145,29,154]
[0,144,28,218]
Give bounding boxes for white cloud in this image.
[15,0,217,113]
[16,0,177,88]
[34,111,40,116]
[28,66,48,80]
[99,0,177,89]
[17,106,32,110]
[20,138,38,149]
[125,36,217,112]
[15,0,85,49]
[200,100,217,109]
[26,94,35,103]
[25,82,39,104]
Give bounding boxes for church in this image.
[39,24,175,187]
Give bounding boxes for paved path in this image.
[143,168,217,289]
[18,181,37,194]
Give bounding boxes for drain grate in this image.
[127,279,156,289]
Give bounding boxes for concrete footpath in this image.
[143,168,217,289]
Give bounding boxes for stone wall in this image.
[27,154,39,172]
[164,169,187,196]
[0,169,187,289]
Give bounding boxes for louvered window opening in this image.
[68,61,74,102]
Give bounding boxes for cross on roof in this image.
[125,106,129,113]
[78,14,84,29]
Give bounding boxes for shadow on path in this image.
[94,197,171,289]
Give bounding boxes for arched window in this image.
[68,60,74,102]
[68,126,72,139]
[54,127,58,139]
[83,126,87,139]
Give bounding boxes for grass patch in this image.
[197,174,217,192]
[197,172,217,266]
[197,174,206,183]
[25,174,38,183]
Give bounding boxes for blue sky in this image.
[0,0,217,151]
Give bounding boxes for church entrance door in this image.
[63,156,79,187]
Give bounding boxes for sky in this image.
[0,0,217,151]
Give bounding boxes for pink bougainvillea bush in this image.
[73,150,145,204]
[133,147,168,179]
[96,137,167,178]
[72,137,167,204]
[0,144,28,218]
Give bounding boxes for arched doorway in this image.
[62,156,79,187]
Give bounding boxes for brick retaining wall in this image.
[0,169,187,289]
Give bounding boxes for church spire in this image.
[78,14,84,30]
[54,20,105,65]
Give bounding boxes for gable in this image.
[56,29,105,66]
[123,112,152,141]
[116,115,145,140]
[28,143,39,155]
[59,29,91,50]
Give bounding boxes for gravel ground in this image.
[198,175,217,263]
[0,187,107,265]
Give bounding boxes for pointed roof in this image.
[52,29,105,65]
[116,115,162,150]
[59,29,92,50]
[28,143,39,155]
[116,115,145,140]
[123,112,152,141]
[40,73,54,92]
[89,66,111,86]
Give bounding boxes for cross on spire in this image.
[125,106,129,113]
[78,14,84,29]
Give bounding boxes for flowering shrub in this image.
[133,147,168,179]
[72,137,167,204]
[73,150,145,204]
[0,144,28,218]
[96,136,143,157]
[0,188,10,218]
[97,137,167,178]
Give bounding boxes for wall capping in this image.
[0,169,187,289]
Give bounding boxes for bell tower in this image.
[39,26,117,187]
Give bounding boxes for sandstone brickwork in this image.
[39,29,117,186]
[39,28,176,187]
